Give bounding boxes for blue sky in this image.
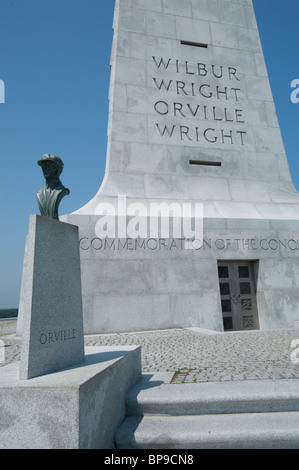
[0,0,298,308]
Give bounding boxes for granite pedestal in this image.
[0,346,141,449]
[7,214,142,449]
[17,215,85,379]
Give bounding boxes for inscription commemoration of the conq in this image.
[80,237,299,252]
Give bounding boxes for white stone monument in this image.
[61,0,299,334]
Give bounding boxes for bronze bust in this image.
[37,154,70,220]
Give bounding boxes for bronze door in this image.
[218,261,259,331]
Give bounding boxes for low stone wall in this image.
[0,320,17,337]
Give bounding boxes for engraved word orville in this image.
[39,329,76,345]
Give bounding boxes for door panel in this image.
[218,261,259,331]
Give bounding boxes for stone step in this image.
[126,375,299,416]
[115,411,299,449]
[115,375,299,449]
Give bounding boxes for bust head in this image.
[37,154,69,219]
[37,154,64,182]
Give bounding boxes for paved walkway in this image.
[2,327,298,383]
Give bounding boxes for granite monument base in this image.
[0,346,141,449]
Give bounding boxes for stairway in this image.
[115,374,299,449]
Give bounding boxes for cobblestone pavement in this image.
[2,327,298,383]
[85,328,299,383]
